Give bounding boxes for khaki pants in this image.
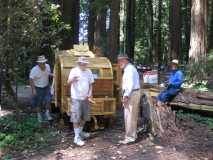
[124,90,141,140]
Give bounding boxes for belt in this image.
[132,88,140,92]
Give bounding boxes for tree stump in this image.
[141,91,179,137]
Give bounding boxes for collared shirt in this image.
[168,69,184,88]
[68,67,94,100]
[122,63,140,97]
[29,64,51,88]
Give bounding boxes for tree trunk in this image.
[169,0,181,61]
[189,0,208,62]
[120,0,125,54]
[126,0,135,60]
[182,0,191,62]
[156,0,162,64]
[94,8,107,50]
[107,0,120,62]
[61,0,80,49]
[147,0,154,64]
[88,0,95,50]
[208,0,213,50]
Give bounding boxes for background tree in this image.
[107,0,120,61]
[169,0,181,61]
[189,0,208,62]
[208,0,213,50]
[61,0,80,49]
[0,0,70,97]
[126,0,136,60]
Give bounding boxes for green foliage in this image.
[185,50,213,90]
[176,110,213,129]
[0,112,61,159]
[0,0,70,94]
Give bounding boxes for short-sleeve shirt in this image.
[68,67,94,100]
[29,64,51,88]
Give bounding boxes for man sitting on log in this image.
[157,59,184,106]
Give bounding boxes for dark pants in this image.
[32,86,51,108]
[157,87,180,103]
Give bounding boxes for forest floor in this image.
[0,85,213,160]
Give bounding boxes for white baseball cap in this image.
[171,59,179,65]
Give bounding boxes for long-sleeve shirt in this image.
[168,69,184,89]
[122,63,140,97]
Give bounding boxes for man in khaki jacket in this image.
[117,54,141,144]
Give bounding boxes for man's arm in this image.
[29,78,36,95]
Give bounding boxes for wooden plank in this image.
[170,102,213,112]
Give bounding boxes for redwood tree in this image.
[126,0,135,60]
[169,0,181,60]
[88,0,95,50]
[61,0,80,49]
[189,0,208,62]
[107,0,120,62]
[208,0,213,50]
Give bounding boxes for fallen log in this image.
[143,85,213,107]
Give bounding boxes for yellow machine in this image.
[53,45,120,128]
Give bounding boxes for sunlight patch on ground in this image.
[0,106,14,118]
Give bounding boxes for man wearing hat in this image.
[67,56,94,146]
[157,59,184,105]
[29,55,53,122]
[117,54,141,144]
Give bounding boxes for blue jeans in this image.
[32,86,51,108]
[157,87,180,103]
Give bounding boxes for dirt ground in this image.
[23,113,213,160]
[1,86,213,160]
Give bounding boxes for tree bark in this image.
[182,0,191,62]
[94,8,107,50]
[141,91,179,137]
[61,0,80,49]
[147,0,154,64]
[189,0,208,62]
[156,0,162,64]
[107,0,120,62]
[169,0,181,61]
[88,0,95,50]
[208,0,213,50]
[126,0,135,60]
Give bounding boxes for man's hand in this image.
[87,96,96,104]
[122,96,129,107]
[71,76,79,83]
[160,83,165,87]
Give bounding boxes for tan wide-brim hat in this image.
[171,59,179,65]
[76,56,89,64]
[37,55,47,63]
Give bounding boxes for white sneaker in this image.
[45,110,53,121]
[74,137,85,146]
[37,113,43,123]
[80,132,90,139]
[119,138,136,144]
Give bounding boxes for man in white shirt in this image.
[29,55,53,122]
[67,57,94,146]
[117,54,141,144]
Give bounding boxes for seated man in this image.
[157,59,184,105]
